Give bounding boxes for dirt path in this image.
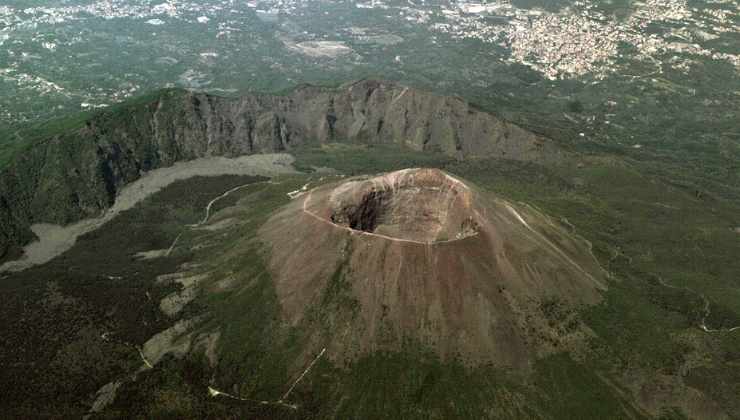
[86,173,269,416]
[190,182,257,227]
[653,275,740,334]
[1,154,296,273]
[165,233,183,257]
[280,348,326,402]
[698,294,740,333]
[287,182,311,199]
[137,347,154,369]
[505,203,608,290]
[207,347,327,411]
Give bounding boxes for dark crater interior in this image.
[327,169,480,243]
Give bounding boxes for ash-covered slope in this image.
[260,169,606,368]
[0,80,562,262]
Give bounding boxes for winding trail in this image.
[519,203,740,334]
[207,387,271,405]
[208,348,327,411]
[168,179,275,256]
[654,275,740,334]
[180,183,330,410]
[206,387,297,410]
[101,331,154,370]
[86,177,283,415]
[698,294,740,333]
[502,201,738,334]
[287,183,311,199]
[505,203,607,290]
[190,182,256,227]
[86,331,164,418]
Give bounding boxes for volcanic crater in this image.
[325,169,480,243]
[261,168,608,368]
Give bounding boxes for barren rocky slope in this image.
[0,80,563,262]
[260,169,607,368]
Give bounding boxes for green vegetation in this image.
[292,144,740,417]
[0,0,738,416]
[0,88,184,170]
[532,354,645,419]
[2,140,739,417]
[293,145,740,321]
[0,174,263,417]
[0,111,90,168]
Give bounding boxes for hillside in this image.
[0,143,738,419]
[260,169,607,368]
[0,80,562,263]
[1,81,739,420]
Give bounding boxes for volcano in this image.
[319,168,479,244]
[260,169,608,368]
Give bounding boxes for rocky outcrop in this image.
[166,80,562,161]
[0,80,565,261]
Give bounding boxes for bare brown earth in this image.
[259,169,608,369]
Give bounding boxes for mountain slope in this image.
[1,145,736,419]
[0,80,564,262]
[259,169,607,369]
